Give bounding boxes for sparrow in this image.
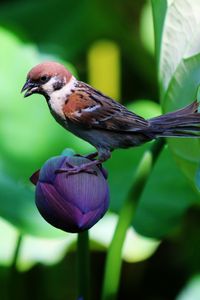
[21,61,200,174]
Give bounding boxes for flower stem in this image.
[77,230,90,300]
[101,139,165,300]
[8,233,23,299]
[10,233,22,271]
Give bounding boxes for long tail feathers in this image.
[149,100,200,138]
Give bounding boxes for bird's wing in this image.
[63,81,149,132]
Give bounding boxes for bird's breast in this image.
[49,94,67,119]
[48,76,77,119]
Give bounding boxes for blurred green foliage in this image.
[1,0,200,299]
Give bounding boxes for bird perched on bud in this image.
[22,61,200,174]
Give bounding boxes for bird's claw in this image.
[66,167,97,176]
[55,165,97,176]
[74,152,98,160]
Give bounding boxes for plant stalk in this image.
[77,230,90,300]
[8,233,23,299]
[101,139,165,300]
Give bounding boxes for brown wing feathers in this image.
[63,82,149,132]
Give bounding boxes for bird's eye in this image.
[40,75,48,83]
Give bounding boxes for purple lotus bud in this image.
[31,153,109,233]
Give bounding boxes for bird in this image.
[21,61,200,174]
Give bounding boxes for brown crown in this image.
[28,61,72,82]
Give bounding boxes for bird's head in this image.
[21,61,72,99]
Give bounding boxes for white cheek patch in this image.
[49,76,77,118]
[42,77,58,93]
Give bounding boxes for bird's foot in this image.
[85,152,98,160]
[55,160,99,176]
[74,152,98,160]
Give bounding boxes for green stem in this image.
[77,230,90,300]
[8,233,23,299]
[101,139,165,300]
[10,233,22,271]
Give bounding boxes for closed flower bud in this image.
[31,153,109,233]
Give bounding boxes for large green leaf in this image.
[133,146,198,238]
[159,0,200,96]
[163,55,200,183]
[158,1,200,188]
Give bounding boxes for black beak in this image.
[21,79,39,97]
